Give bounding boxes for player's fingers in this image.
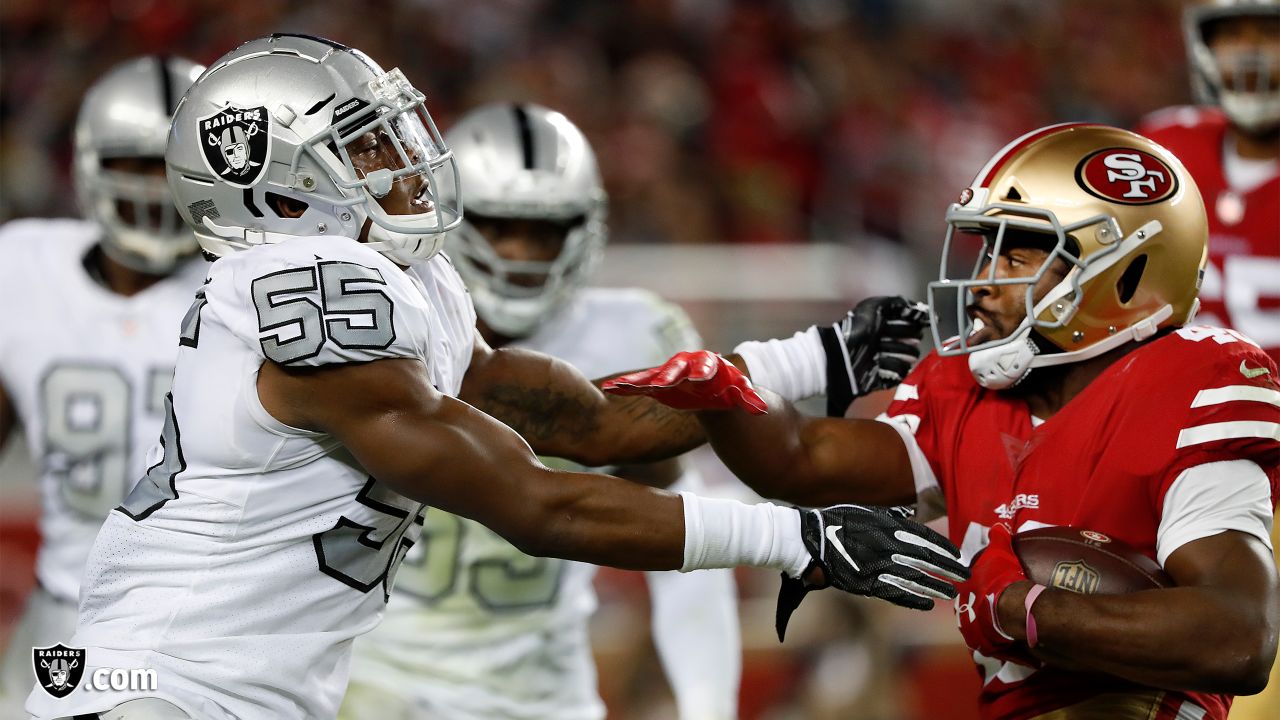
[601,364,670,390]
[648,356,695,387]
[725,385,769,415]
[893,550,968,585]
[876,357,912,381]
[881,566,958,600]
[684,351,721,382]
[880,336,922,352]
[873,577,937,610]
[882,317,927,336]
[880,340,921,358]
[893,525,966,568]
[904,301,932,325]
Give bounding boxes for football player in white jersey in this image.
[342,104,741,720]
[0,55,206,716]
[25,34,967,720]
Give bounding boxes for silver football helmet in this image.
[1185,0,1280,133]
[166,34,461,266]
[74,56,204,273]
[443,103,607,338]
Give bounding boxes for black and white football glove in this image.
[776,504,968,641]
[817,296,930,416]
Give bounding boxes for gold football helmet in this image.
[927,123,1209,389]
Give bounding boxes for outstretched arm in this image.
[700,386,917,507]
[257,356,965,610]
[460,334,708,467]
[263,356,691,570]
[461,295,929,470]
[605,352,919,507]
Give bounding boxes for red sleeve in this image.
[1146,328,1280,508]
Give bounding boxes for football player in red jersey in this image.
[605,124,1279,720]
[1136,0,1279,362]
[1138,6,1280,717]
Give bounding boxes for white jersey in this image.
[0,219,205,604]
[346,287,699,720]
[26,237,476,720]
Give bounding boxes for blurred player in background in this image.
[0,56,205,716]
[1136,0,1279,361]
[342,103,740,720]
[25,35,966,720]
[608,124,1279,719]
[1137,4,1280,718]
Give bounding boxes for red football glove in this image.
[953,524,1037,666]
[602,351,768,414]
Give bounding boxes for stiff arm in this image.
[698,386,918,507]
[259,356,690,571]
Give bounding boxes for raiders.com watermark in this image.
[32,644,158,698]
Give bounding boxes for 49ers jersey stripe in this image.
[1176,420,1280,449]
[1190,385,1280,409]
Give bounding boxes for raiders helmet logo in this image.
[33,644,86,698]
[197,104,272,188]
[1074,148,1178,206]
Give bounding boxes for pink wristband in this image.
[1024,583,1047,648]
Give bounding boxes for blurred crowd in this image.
[2,0,1189,255]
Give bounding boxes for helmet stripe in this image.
[157,55,176,114]
[512,104,536,170]
[974,122,1104,187]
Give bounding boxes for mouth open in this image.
[965,308,998,345]
[411,182,434,213]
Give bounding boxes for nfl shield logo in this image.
[197,104,272,188]
[32,643,86,698]
[1051,560,1101,594]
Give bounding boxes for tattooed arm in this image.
[459,331,707,466]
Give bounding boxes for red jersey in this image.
[884,327,1280,720]
[1136,107,1280,363]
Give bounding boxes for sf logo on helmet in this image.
[197,104,272,189]
[1075,147,1178,205]
[32,644,86,698]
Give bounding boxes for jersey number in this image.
[313,478,423,601]
[395,508,565,612]
[252,261,396,364]
[41,364,170,519]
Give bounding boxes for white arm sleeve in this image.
[647,467,742,720]
[1157,459,1274,566]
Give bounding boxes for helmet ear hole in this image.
[266,192,309,219]
[1117,254,1148,304]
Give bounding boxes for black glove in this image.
[776,504,969,641]
[817,296,930,417]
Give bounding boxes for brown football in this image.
[1012,526,1173,594]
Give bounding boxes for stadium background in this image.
[1,1,1270,718]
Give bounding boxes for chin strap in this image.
[201,216,297,249]
[968,304,1173,389]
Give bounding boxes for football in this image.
[1012,527,1173,594]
